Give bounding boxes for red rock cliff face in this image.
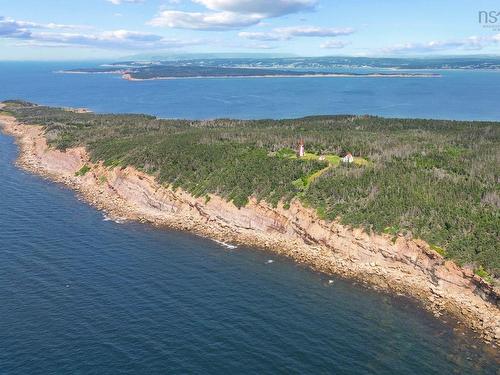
[1,114,499,346]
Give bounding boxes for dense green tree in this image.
[4,101,499,276]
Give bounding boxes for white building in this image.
[342,152,354,163]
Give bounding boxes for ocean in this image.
[0,62,498,374]
[1,61,500,120]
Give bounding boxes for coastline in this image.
[0,111,499,346]
[54,70,442,80]
[121,73,441,81]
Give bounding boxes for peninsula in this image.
[0,100,498,345]
[60,56,500,82]
[62,65,441,81]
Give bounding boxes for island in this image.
[62,63,441,81]
[0,100,498,345]
[60,56,500,81]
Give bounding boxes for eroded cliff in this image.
[1,112,499,346]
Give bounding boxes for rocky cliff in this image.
[1,112,499,346]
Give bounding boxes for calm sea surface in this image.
[1,61,500,120]
[0,62,499,374]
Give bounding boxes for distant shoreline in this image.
[121,72,442,81]
[56,70,442,81]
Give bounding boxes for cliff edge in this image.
[1,112,499,346]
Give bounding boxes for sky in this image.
[1,0,500,60]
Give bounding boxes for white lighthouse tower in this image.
[298,139,305,158]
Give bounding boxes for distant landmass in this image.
[60,56,500,81]
[115,54,500,69]
[62,66,440,80]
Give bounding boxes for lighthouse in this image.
[298,139,305,158]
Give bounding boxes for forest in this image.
[64,64,438,80]
[2,100,499,278]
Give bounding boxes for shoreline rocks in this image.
[1,113,499,347]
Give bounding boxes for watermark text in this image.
[479,10,500,30]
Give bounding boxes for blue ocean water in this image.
[0,62,499,373]
[1,61,500,120]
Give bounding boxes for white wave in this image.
[102,213,127,224]
[213,239,238,249]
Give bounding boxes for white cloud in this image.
[0,17,200,50]
[239,26,354,41]
[150,0,318,31]
[0,16,86,38]
[149,10,261,30]
[238,31,282,41]
[245,42,278,49]
[35,30,198,49]
[276,26,353,38]
[383,35,500,54]
[106,0,145,5]
[192,0,317,17]
[320,40,349,49]
[0,17,31,38]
